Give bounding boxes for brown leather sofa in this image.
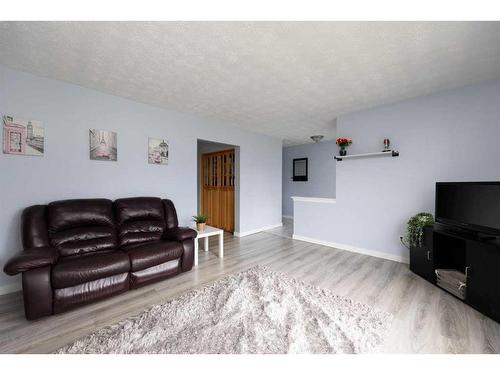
[3,197,197,320]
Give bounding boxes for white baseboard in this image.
[282,215,293,220]
[292,234,409,264]
[234,223,283,237]
[0,282,21,296]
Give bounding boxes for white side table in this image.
[193,225,224,266]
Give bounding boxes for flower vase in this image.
[339,147,347,156]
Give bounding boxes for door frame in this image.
[197,140,240,234]
[201,148,235,232]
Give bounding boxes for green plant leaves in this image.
[192,214,208,223]
[405,212,434,248]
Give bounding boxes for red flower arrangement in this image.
[336,137,352,147]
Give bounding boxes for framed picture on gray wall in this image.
[3,115,44,157]
[148,137,169,165]
[89,129,117,161]
[293,158,308,181]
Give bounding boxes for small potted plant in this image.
[336,137,352,156]
[402,212,434,248]
[193,214,208,232]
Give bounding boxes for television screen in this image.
[436,182,500,235]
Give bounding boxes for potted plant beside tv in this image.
[193,214,208,232]
[403,212,435,283]
[404,212,434,248]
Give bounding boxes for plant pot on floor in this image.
[196,222,206,232]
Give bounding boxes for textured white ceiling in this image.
[1,22,500,146]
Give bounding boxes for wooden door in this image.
[201,149,235,232]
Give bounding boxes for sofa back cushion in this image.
[48,199,117,257]
[115,197,165,247]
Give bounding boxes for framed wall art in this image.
[148,137,169,165]
[89,129,117,161]
[3,115,44,156]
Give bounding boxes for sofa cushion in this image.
[48,199,117,257]
[48,199,115,232]
[129,259,181,289]
[119,221,165,248]
[124,240,183,272]
[164,227,197,241]
[115,197,165,247]
[53,273,129,314]
[52,251,130,289]
[50,226,117,257]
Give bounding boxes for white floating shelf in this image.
[291,196,336,204]
[334,150,399,161]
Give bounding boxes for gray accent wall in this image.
[293,80,500,262]
[0,65,282,291]
[282,140,336,217]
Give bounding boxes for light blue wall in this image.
[0,65,282,291]
[282,140,336,217]
[294,80,500,262]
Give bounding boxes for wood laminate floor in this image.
[1,228,500,354]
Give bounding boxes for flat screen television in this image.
[436,182,500,236]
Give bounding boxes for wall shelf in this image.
[291,196,336,204]
[334,150,399,161]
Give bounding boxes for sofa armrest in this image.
[163,227,197,242]
[3,247,59,276]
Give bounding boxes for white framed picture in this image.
[89,129,117,161]
[148,138,169,165]
[3,115,44,156]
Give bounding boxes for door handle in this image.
[427,251,431,261]
[465,266,470,278]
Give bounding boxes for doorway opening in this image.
[197,139,240,234]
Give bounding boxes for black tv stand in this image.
[476,233,498,241]
[409,224,500,323]
[435,223,498,242]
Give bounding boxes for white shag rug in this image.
[56,266,392,354]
